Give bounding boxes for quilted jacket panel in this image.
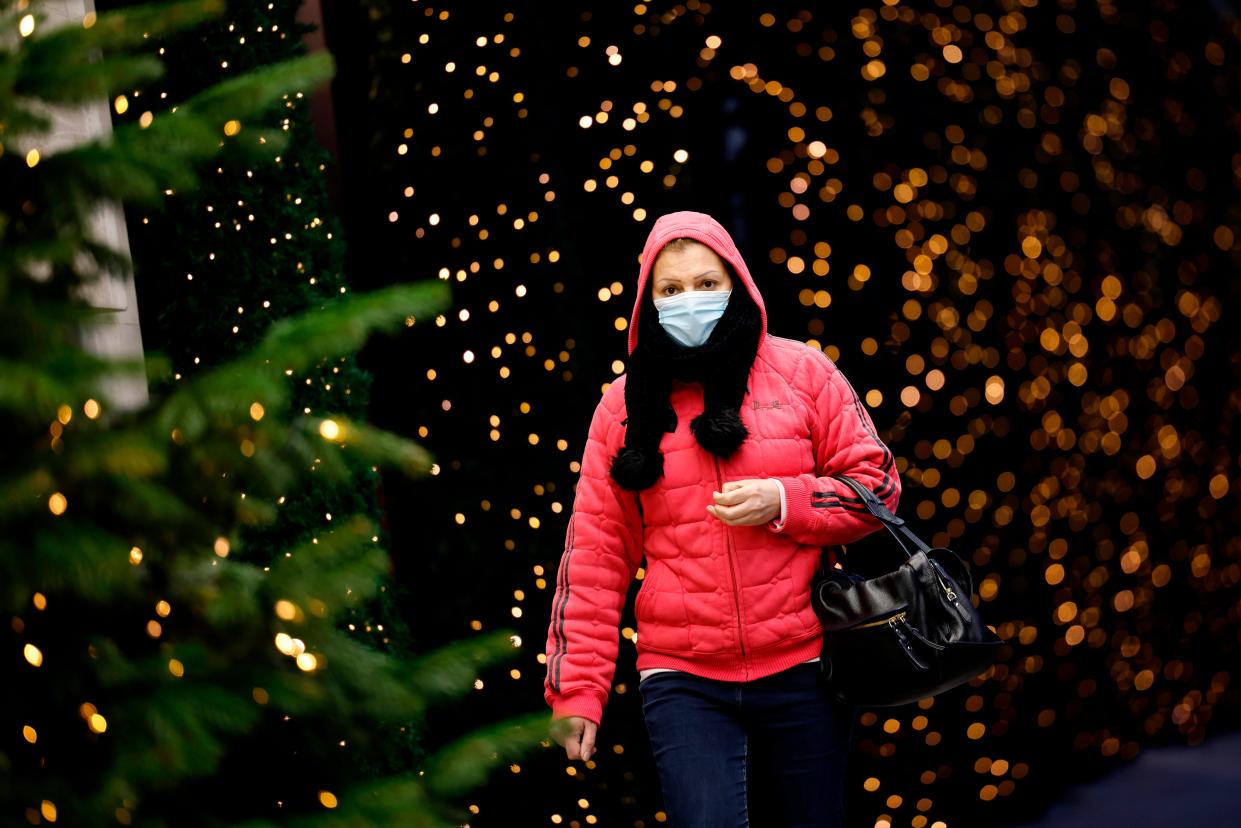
[544,211,901,725]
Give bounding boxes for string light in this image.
[27,0,1222,822]
[336,0,1241,824]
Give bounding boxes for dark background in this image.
[126,0,1241,825]
[319,1,1241,826]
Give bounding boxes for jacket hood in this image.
[627,211,768,356]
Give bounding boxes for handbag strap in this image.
[832,474,931,559]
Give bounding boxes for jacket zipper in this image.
[713,455,748,664]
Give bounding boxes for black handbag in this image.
[810,474,1005,707]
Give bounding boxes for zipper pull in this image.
[928,560,952,593]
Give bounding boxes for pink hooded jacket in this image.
[544,211,901,725]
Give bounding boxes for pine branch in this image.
[296,414,436,478]
[2,2,550,822]
[19,0,224,66]
[11,521,143,606]
[177,50,334,124]
[246,281,452,372]
[420,711,551,799]
[398,631,529,706]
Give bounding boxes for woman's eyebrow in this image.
[654,269,721,287]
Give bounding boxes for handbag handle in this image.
[832,474,931,560]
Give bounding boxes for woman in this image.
[544,210,901,827]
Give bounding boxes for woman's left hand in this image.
[708,479,781,526]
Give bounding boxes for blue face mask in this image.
[652,289,732,348]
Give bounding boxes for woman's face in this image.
[650,242,734,301]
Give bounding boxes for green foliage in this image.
[15,0,224,104]
[1,2,546,824]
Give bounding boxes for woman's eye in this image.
[703,281,716,288]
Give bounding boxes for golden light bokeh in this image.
[251,0,1241,824]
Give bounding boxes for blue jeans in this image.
[639,661,856,828]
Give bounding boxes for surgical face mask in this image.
[652,289,732,348]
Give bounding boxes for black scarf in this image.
[609,285,763,492]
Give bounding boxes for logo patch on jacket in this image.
[752,399,786,410]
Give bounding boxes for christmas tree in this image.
[1,1,546,824]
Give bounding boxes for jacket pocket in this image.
[635,560,659,619]
[636,561,702,653]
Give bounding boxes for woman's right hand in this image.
[549,715,598,762]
